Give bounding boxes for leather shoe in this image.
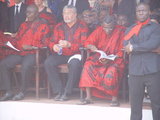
[12,92,24,101]
[0,92,14,101]
[54,94,62,101]
[59,94,69,101]
[110,100,120,107]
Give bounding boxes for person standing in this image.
[8,0,27,33]
[124,3,160,120]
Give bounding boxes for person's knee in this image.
[21,62,33,71]
[44,56,58,70]
[68,59,81,68]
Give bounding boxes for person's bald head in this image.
[136,3,150,22]
[26,4,39,21]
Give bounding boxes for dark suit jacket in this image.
[0,1,9,32]
[124,22,160,75]
[8,3,27,33]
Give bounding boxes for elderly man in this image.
[0,4,50,101]
[79,15,125,106]
[124,3,160,120]
[44,5,88,101]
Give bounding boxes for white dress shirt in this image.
[14,2,22,15]
[68,0,77,6]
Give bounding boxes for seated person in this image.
[82,9,99,34]
[57,0,90,22]
[88,0,97,9]
[0,4,50,101]
[44,5,88,101]
[98,7,110,23]
[116,14,129,27]
[151,8,160,24]
[79,15,125,106]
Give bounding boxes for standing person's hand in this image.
[124,41,133,54]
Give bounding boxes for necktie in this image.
[15,5,19,16]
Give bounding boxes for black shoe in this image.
[59,94,69,101]
[77,99,93,105]
[12,92,24,101]
[54,94,62,101]
[0,92,14,101]
[110,100,120,107]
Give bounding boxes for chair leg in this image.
[13,72,19,89]
[80,89,84,101]
[47,81,51,99]
[35,67,40,99]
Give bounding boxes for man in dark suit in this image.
[124,3,160,120]
[0,0,9,32]
[8,0,27,33]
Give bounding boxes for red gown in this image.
[79,25,125,99]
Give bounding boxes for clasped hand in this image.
[53,40,71,53]
[124,41,133,54]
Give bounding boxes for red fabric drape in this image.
[124,18,150,40]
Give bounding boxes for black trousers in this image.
[129,72,160,120]
[44,54,82,95]
[0,54,36,93]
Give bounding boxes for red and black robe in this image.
[79,25,125,99]
[49,20,88,56]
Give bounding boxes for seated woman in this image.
[79,15,125,106]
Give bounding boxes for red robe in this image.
[4,18,50,56]
[49,20,88,56]
[79,25,125,99]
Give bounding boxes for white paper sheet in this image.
[94,50,117,61]
[5,41,20,51]
[67,54,82,63]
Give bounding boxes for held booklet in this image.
[94,50,117,61]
